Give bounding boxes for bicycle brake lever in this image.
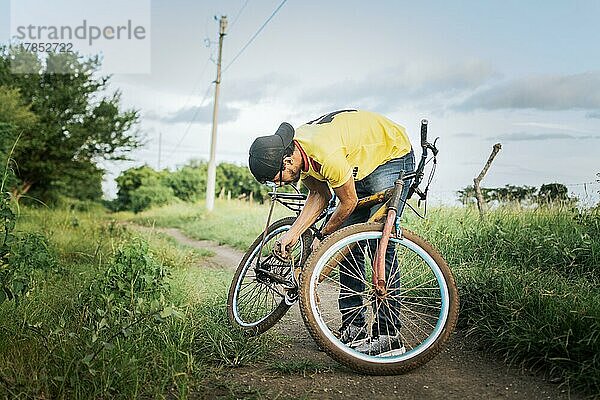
[426,140,439,156]
[430,137,440,156]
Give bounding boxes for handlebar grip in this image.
[420,119,428,145]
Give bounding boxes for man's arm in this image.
[277,176,331,256]
[319,177,357,236]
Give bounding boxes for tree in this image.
[216,162,269,200]
[115,165,167,211]
[458,183,577,207]
[457,184,536,206]
[0,46,141,202]
[165,161,206,202]
[0,87,37,192]
[536,183,575,205]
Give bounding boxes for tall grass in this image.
[121,199,294,250]
[405,205,599,394]
[124,200,600,394]
[0,205,277,398]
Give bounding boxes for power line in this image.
[229,0,250,30]
[167,82,214,159]
[223,0,288,72]
[564,181,598,186]
[173,56,213,120]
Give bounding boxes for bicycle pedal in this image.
[284,290,298,305]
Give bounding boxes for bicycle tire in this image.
[227,217,311,335]
[299,222,459,374]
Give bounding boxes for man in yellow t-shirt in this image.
[248,109,415,355]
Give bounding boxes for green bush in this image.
[216,162,269,201]
[115,165,167,210]
[129,183,176,213]
[114,161,273,212]
[165,162,205,202]
[1,191,57,304]
[99,237,170,309]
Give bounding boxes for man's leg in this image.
[338,180,370,329]
[362,151,415,336]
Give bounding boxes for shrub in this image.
[129,183,176,213]
[99,237,170,309]
[115,165,169,211]
[165,162,206,202]
[1,191,57,304]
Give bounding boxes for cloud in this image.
[451,132,478,138]
[459,71,600,111]
[146,103,241,124]
[496,132,600,141]
[513,122,596,134]
[298,59,497,111]
[586,111,600,119]
[223,74,299,104]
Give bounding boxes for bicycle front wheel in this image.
[299,222,459,374]
[227,217,311,335]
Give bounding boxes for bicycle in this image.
[227,120,459,374]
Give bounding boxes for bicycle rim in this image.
[230,223,304,330]
[300,223,458,373]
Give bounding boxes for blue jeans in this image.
[338,150,415,335]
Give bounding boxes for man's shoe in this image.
[354,334,406,356]
[339,324,369,347]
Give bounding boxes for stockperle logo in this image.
[10,0,151,74]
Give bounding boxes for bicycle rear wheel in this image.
[299,222,458,374]
[227,217,311,335]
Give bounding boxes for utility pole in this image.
[206,15,227,211]
[157,131,162,170]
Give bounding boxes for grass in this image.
[119,199,294,251]
[404,205,599,394]
[123,199,600,395]
[4,199,596,396]
[0,204,278,399]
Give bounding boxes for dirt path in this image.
[142,226,582,400]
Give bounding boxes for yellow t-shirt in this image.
[296,110,411,188]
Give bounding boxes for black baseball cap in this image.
[248,122,295,183]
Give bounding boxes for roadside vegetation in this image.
[131,198,600,395]
[407,205,599,394]
[1,47,598,397]
[0,200,276,398]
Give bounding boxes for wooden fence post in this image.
[474,143,502,218]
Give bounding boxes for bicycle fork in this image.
[373,173,405,297]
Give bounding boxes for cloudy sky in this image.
[2,0,600,204]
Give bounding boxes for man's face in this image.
[272,156,301,186]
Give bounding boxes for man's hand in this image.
[277,231,299,259]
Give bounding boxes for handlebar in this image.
[420,119,439,156]
[420,119,428,145]
[407,119,439,201]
